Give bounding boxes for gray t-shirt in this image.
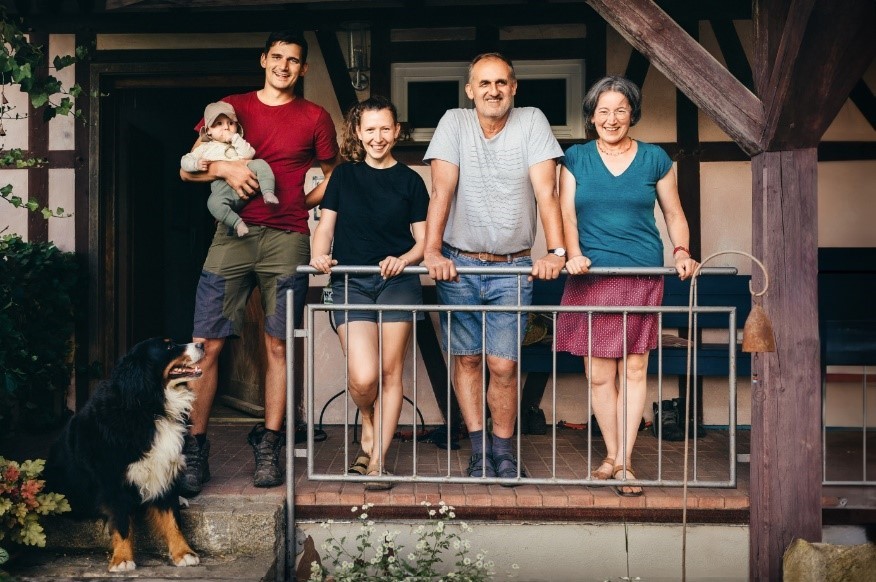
[424,107,563,255]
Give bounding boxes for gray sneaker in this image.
[180,434,211,497]
[248,423,284,488]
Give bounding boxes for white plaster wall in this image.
[818,161,876,247]
[303,521,749,581]
[0,76,29,151]
[1,170,29,238]
[47,168,75,251]
[48,34,76,151]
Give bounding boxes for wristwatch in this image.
[548,247,567,257]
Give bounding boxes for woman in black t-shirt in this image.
[310,96,429,490]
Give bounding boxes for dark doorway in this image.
[115,85,251,346]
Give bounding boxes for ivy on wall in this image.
[0,6,89,231]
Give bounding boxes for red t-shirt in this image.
[194,92,338,234]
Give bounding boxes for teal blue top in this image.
[563,140,673,267]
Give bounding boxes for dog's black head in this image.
[112,338,204,408]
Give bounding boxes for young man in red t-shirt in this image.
[180,30,339,493]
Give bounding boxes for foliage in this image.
[310,501,519,581]
[0,236,78,433]
[1,5,88,226]
[0,6,86,123]
[0,457,71,563]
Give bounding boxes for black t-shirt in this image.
[320,161,430,266]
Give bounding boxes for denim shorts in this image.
[193,224,309,339]
[330,273,424,327]
[436,245,533,361]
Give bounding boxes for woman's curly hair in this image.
[340,95,399,162]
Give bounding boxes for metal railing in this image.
[283,265,741,575]
[822,366,875,485]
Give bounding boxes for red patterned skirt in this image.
[555,275,664,358]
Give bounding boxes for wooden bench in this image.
[519,274,753,410]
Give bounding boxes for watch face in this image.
[551,247,566,257]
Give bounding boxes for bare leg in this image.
[586,356,620,477]
[614,352,650,495]
[263,333,286,432]
[338,322,379,456]
[188,337,225,435]
[371,322,411,471]
[484,355,518,439]
[453,354,486,432]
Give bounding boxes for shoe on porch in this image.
[179,434,211,497]
[248,423,284,488]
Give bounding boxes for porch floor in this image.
[4,418,872,524]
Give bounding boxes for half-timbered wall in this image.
[1,25,873,426]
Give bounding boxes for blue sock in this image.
[492,435,513,458]
[470,430,488,456]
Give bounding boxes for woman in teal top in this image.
[556,76,699,496]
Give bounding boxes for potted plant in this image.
[0,456,70,570]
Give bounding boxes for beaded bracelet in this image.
[673,245,691,257]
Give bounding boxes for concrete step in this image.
[4,494,286,580]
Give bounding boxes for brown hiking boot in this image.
[248,423,284,488]
[180,434,211,497]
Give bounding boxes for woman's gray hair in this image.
[582,75,642,132]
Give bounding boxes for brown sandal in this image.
[347,451,371,476]
[612,465,643,497]
[591,457,615,480]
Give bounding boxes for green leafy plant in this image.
[0,457,71,565]
[0,235,79,434]
[1,5,89,226]
[309,500,519,581]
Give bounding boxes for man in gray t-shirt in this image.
[423,52,566,484]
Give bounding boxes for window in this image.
[392,59,585,141]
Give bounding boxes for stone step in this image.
[4,494,286,580]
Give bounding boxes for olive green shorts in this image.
[193,224,310,339]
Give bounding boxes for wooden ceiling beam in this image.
[709,19,754,91]
[849,80,876,131]
[759,0,816,146]
[761,0,875,149]
[586,0,764,156]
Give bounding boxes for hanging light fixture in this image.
[342,22,370,91]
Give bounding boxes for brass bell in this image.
[742,302,776,353]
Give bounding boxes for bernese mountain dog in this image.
[45,337,204,572]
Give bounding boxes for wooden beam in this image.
[586,0,764,156]
[753,0,786,96]
[623,49,650,91]
[709,19,754,91]
[759,0,817,146]
[314,28,359,115]
[583,12,607,94]
[750,149,822,580]
[849,79,876,131]
[75,29,94,407]
[762,0,876,149]
[369,24,391,99]
[27,31,49,244]
[675,19,701,258]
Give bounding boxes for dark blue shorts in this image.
[330,273,424,327]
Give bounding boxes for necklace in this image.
[596,137,633,156]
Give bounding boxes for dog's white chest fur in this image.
[125,386,195,501]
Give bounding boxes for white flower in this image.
[436,521,445,532]
[463,557,471,565]
[428,509,436,516]
[360,513,368,519]
[452,540,461,549]
[512,563,520,570]
[351,506,358,512]
[448,512,455,518]
[407,553,416,561]
[388,556,396,564]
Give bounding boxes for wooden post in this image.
[750,149,822,580]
